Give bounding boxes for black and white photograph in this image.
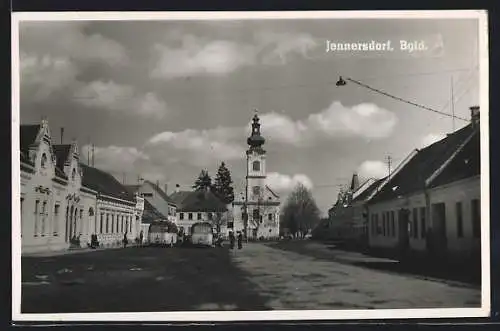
[11,10,489,321]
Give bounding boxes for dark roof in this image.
[20,125,40,165]
[124,185,141,194]
[80,163,136,203]
[352,177,386,203]
[144,180,176,205]
[52,144,72,170]
[169,189,227,213]
[429,128,480,188]
[141,199,166,224]
[369,123,476,204]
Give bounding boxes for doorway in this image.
[431,203,447,258]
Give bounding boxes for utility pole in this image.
[91,144,95,167]
[387,155,393,176]
[87,137,91,166]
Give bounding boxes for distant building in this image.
[169,186,228,236]
[232,114,280,239]
[19,119,143,254]
[126,180,177,224]
[366,106,481,261]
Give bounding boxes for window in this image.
[197,213,201,220]
[208,212,213,220]
[376,214,381,235]
[54,204,60,236]
[111,214,115,233]
[252,160,260,171]
[41,153,47,168]
[382,212,386,236]
[456,202,464,238]
[252,186,261,196]
[471,199,481,238]
[125,218,129,233]
[80,209,83,233]
[390,211,395,237]
[180,212,184,220]
[188,213,193,220]
[420,207,426,238]
[100,213,104,234]
[106,214,109,233]
[121,216,124,232]
[253,209,260,221]
[371,214,376,235]
[227,221,234,229]
[34,200,39,237]
[72,168,76,180]
[268,213,273,221]
[412,208,418,239]
[40,201,47,236]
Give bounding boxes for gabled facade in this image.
[126,180,177,224]
[19,119,143,254]
[366,107,481,261]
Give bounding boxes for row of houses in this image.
[318,106,481,262]
[20,120,144,254]
[19,113,281,254]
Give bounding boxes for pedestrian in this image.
[229,231,235,249]
[123,232,128,248]
[139,230,144,247]
[237,231,243,250]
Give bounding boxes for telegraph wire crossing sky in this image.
[19,18,480,215]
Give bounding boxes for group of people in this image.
[228,231,243,250]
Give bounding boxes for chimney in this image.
[175,184,180,193]
[470,106,480,127]
[60,127,64,144]
[350,172,360,192]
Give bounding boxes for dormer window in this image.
[252,161,260,171]
[72,168,76,180]
[41,153,47,168]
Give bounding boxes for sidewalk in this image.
[22,244,138,258]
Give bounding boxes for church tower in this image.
[246,113,267,202]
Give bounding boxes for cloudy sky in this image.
[18,17,480,215]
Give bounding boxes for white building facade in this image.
[19,120,143,255]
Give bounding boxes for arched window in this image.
[41,153,47,168]
[252,160,260,171]
[88,207,94,217]
[252,186,261,196]
[72,168,76,180]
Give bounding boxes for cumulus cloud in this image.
[150,30,318,79]
[19,22,129,102]
[74,81,168,118]
[20,22,128,66]
[420,133,446,148]
[258,101,398,146]
[265,172,314,192]
[81,145,149,173]
[357,160,388,180]
[20,52,78,101]
[145,126,246,167]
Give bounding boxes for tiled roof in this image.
[369,123,476,204]
[141,199,166,224]
[80,164,135,203]
[429,128,480,188]
[20,124,40,165]
[144,180,177,205]
[352,177,386,203]
[52,144,72,170]
[169,189,227,213]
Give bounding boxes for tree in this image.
[211,212,226,234]
[213,162,235,204]
[282,183,321,238]
[193,170,212,191]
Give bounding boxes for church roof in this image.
[80,163,136,203]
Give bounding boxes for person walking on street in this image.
[123,232,128,248]
[237,231,243,250]
[139,230,144,247]
[229,231,235,249]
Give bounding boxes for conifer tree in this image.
[213,162,235,204]
[193,170,212,191]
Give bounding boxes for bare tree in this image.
[283,183,321,238]
[211,212,226,235]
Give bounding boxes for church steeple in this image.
[247,112,266,154]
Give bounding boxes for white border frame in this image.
[11,10,490,322]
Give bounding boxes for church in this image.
[231,114,281,239]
